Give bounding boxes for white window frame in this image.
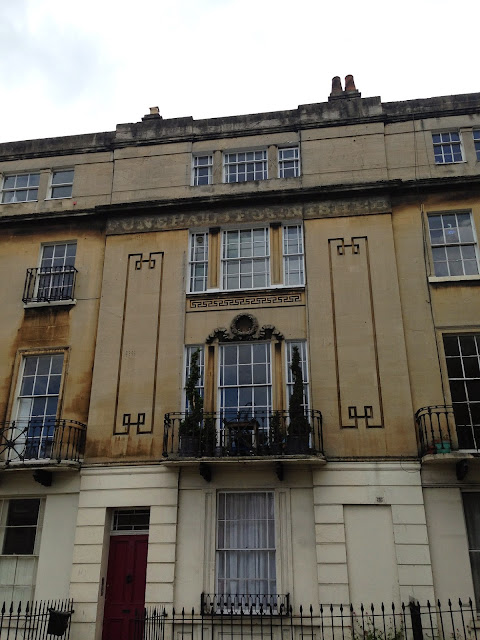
[36,242,77,302]
[283,224,305,286]
[428,212,479,277]
[14,353,65,461]
[432,131,464,164]
[188,233,209,293]
[1,173,40,203]
[443,334,480,451]
[0,498,44,604]
[278,147,300,178]
[223,150,268,183]
[218,343,272,421]
[48,169,74,199]
[221,228,270,291]
[474,130,480,162]
[216,491,276,608]
[111,508,150,535]
[192,155,213,186]
[188,224,306,295]
[285,341,310,411]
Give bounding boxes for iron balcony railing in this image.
[415,405,456,455]
[162,410,323,458]
[415,404,480,453]
[201,593,289,615]
[23,266,78,304]
[0,419,87,464]
[134,598,479,640]
[0,599,73,639]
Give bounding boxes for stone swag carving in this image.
[206,314,284,343]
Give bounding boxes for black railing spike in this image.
[339,603,345,640]
[460,598,468,640]
[469,598,479,640]
[449,598,456,639]
[437,600,444,640]
[381,602,387,640]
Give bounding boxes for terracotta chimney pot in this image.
[345,75,357,92]
[331,76,343,95]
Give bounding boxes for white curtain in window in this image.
[217,492,276,597]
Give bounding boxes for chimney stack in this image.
[329,75,361,101]
[142,106,163,121]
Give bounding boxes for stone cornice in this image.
[0,174,479,228]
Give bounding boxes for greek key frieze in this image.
[188,292,303,310]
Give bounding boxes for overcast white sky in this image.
[0,0,478,143]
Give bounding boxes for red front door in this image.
[102,534,148,640]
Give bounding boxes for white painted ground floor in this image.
[1,459,478,640]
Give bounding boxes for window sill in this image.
[44,196,73,201]
[187,285,305,296]
[428,275,480,284]
[433,160,466,165]
[1,200,38,205]
[23,299,76,309]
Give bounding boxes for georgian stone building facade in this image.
[1,77,480,640]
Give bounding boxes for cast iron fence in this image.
[0,420,87,464]
[162,410,324,458]
[0,599,73,639]
[23,266,77,304]
[133,599,480,640]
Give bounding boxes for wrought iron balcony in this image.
[23,266,78,304]
[162,410,323,458]
[0,419,86,465]
[415,403,480,454]
[201,593,290,615]
[415,405,457,455]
